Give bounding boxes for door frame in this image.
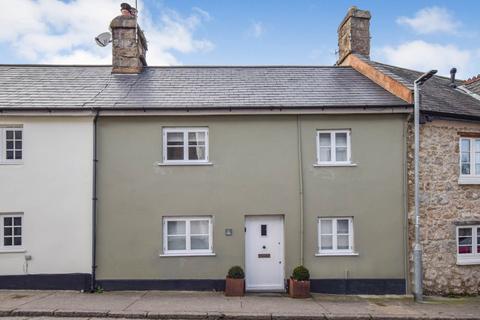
[244,214,285,292]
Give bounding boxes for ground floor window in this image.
[318,217,354,254]
[163,216,213,255]
[1,214,23,250]
[457,225,480,265]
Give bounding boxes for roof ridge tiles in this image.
[0,64,350,69]
[465,74,480,85]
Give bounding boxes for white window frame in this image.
[456,225,480,265]
[316,130,352,166]
[317,217,356,256]
[0,126,23,165]
[162,216,214,256]
[0,213,24,252]
[459,137,480,184]
[162,127,209,164]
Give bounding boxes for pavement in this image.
[0,290,479,320]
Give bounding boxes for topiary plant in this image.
[227,266,245,279]
[291,265,310,281]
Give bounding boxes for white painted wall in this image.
[0,117,93,275]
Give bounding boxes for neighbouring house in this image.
[0,89,94,289]
[0,8,411,294]
[465,75,480,95]
[339,7,480,295]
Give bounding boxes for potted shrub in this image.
[289,265,310,298]
[225,266,245,296]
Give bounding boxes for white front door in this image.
[245,215,285,291]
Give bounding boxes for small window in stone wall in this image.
[456,225,480,265]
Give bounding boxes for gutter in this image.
[90,109,99,292]
[0,105,412,114]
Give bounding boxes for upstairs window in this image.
[459,137,480,184]
[163,128,209,163]
[1,127,23,163]
[457,225,480,265]
[1,214,23,250]
[316,130,351,165]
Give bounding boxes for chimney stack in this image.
[337,6,371,65]
[110,4,147,74]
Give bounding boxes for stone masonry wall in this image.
[407,119,480,295]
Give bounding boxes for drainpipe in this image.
[413,70,437,302]
[297,115,305,265]
[90,109,99,292]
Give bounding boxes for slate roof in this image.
[465,76,480,95]
[354,55,480,119]
[0,65,408,111]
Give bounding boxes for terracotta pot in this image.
[225,277,245,296]
[289,278,310,298]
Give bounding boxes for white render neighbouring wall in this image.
[0,116,93,275]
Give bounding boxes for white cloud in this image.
[308,48,336,66]
[376,40,476,78]
[397,7,460,35]
[0,0,213,65]
[247,21,266,39]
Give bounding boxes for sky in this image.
[0,0,479,79]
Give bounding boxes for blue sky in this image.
[1,0,479,78]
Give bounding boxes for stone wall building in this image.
[409,120,480,295]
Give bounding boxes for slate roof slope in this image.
[0,65,408,110]
[353,54,480,119]
[465,75,480,95]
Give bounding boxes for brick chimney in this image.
[337,6,371,65]
[110,14,147,74]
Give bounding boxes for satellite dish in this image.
[95,32,112,47]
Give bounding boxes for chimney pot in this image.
[337,6,371,65]
[450,67,457,88]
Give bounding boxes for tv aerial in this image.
[95,32,112,47]
[95,2,139,47]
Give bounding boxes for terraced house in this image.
[0,6,479,296]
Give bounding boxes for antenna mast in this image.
[135,0,138,45]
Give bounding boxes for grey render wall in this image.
[96,114,407,282]
[301,115,407,279]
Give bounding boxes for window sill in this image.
[313,163,357,168]
[315,252,359,257]
[0,249,26,254]
[159,252,216,257]
[0,161,24,166]
[456,259,480,265]
[157,162,213,166]
[458,176,480,185]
